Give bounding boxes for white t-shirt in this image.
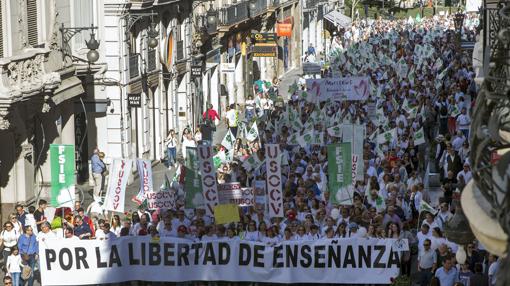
[37,231,56,242]
[96,230,117,240]
[0,229,19,248]
[226,109,238,127]
[6,254,22,273]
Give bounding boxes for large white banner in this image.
[134,159,153,204]
[218,183,254,206]
[104,159,133,213]
[265,144,283,217]
[197,145,219,216]
[306,77,370,102]
[39,237,407,285]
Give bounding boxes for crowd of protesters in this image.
[0,13,503,286]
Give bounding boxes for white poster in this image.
[306,77,371,102]
[134,159,153,204]
[218,183,254,206]
[104,159,133,213]
[39,237,407,285]
[265,144,283,217]
[197,145,219,216]
[145,190,176,210]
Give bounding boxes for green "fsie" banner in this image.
[50,144,75,207]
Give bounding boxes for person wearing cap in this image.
[176,225,189,239]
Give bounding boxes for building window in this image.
[176,24,183,61]
[26,0,39,47]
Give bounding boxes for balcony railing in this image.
[176,40,184,61]
[219,1,249,26]
[250,0,269,17]
[304,0,321,10]
[147,49,156,71]
[129,54,140,79]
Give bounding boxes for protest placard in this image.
[306,77,371,102]
[145,190,176,210]
[218,183,255,206]
[214,204,240,225]
[327,143,352,205]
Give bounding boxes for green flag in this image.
[246,121,259,142]
[50,144,75,207]
[221,129,236,150]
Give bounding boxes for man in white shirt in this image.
[96,223,117,240]
[456,162,472,183]
[456,107,471,139]
[226,104,239,137]
[435,203,453,231]
[417,224,432,253]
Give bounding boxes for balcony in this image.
[303,0,321,10]
[219,1,250,26]
[147,49,156,71]
[129,54,140,79]
[250,0,269,17]
[129,0,155,10]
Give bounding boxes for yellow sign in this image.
[241,42,247,56]
[214,204,240,225]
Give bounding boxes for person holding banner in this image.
[90,148,106,200]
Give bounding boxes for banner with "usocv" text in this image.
[197,145,219,216]
[265,144,283,218]
[39,237,408,285]
[105,159,133,213]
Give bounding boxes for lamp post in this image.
[60,24,101,63]
[454,11,465,49]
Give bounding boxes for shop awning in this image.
[324,10,352,29]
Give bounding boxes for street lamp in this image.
[454,12,465,48]
[206,3,218,34]
[60,24,100,63]
[147,22,159,49]
[250,0,257,17]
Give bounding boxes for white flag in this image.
[221,130,236,150]
[377,128,397,145]
[246,121,259,142]
[414,127,426,145]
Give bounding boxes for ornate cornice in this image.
[0,48,62,130]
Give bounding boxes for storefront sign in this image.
[276,23,292,37]
[221,62,236,73]
[253,33,277,57]
[128,94,141,108]
[191,66,202,78]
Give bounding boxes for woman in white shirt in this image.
[293,226,310,241]
[110,215,122,237]
[181,131,196,160]
[243,222,259,242]
[0,222,20,260]
[261,227,280,246]
[6,247,23,286]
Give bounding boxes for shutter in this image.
[0,2,3,57]
[26,0,38,46]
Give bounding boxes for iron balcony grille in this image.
[220,1,249,26]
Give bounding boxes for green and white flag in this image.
[246,121,259,142]
[419,200,438,215]
[414,127,426,145]
[408,107,419,119]
[377,128,397,145]
[402,98,412,112]
[312,132,324,145]
[237,121,248,139]
[242,155,264,172]
[213,150,227,168]
[287,133,299,145]
[433,58,443,71]
[327,143,352,205]
[299,130,315,146]
[50,144,76,208]
[221,130,236,150]
[451,105,461,117]
[327,125,343,137]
